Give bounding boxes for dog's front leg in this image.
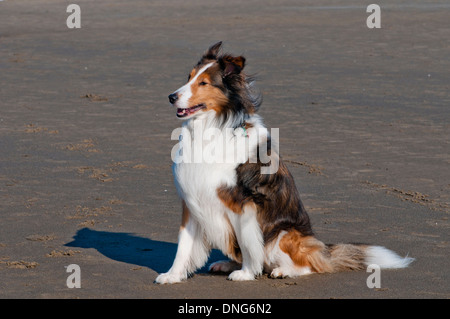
[227,204,264,281]
[155,203,209,284]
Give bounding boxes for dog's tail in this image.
[324,243,414,272]
[275,231,413,275]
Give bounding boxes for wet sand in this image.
[0,0,449,298]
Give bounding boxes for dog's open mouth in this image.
[176,103,206,118]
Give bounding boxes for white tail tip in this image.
[365,246,414,269]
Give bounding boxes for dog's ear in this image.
[203,41,223,60]
[220,55,246,77]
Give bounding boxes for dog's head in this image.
[168,42,260,121]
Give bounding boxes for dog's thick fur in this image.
[155,42,413,284]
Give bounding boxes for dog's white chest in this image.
[170,114,265,249]
[173,161,236,207]
[171,116,246,207]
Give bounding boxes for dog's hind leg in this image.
[209,260,240,273]
[265,230,333,278]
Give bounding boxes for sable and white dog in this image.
[155,42,413,284]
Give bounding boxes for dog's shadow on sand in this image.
[65,228,225,274]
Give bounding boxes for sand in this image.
[0,0,449,298]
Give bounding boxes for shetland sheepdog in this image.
[155,42,413,284]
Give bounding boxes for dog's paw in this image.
[209,260,240,273]
[155,272,185,284]
[227,269,255,281]
[269,266,311,279]
[269,267,287,279]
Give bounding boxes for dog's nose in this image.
[168,93,178,104]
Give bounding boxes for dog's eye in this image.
[199,81,208,86]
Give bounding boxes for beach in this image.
[0,0,449,298]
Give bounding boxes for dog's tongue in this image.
[176,104,205,117]
[177,107,195,118]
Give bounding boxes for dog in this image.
[155,41,413,284]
